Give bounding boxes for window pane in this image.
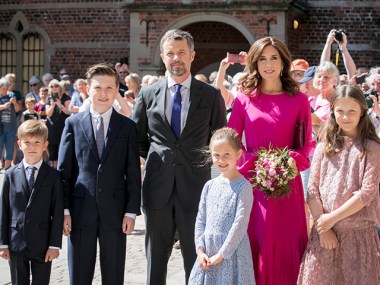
[23,33,44,95]
[0,34,16,78]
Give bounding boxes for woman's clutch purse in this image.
[293,120,305,150]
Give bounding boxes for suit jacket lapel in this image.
[16,163,28,196]
[79,110,100,161]
[155,79,170,126]
[28,162,48,205]
[101,109,122,162]
[184,79,202,129]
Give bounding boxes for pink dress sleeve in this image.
[353,141,380,206]
[228,94,256,179]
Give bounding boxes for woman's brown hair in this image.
[240,36,299,97]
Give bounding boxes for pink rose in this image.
[268,168,276,177]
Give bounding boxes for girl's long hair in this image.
[322,85,380,156]
[240,36,299,97]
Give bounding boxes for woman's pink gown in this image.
[228,91,314,285]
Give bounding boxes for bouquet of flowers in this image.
[250,146,297,199]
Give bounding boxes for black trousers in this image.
[67,220,126,285]
[9,249,52,285]
[144,191,198,285]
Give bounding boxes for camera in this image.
[365,89,378,108]
[50,93,58,102]
[334,29,348,42]
[356,74,367,85]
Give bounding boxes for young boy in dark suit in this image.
[0,120,64,285]
[58,63,141,285]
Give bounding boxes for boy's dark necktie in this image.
[96,116,104,158]
[27,166,36,194]
[171,84,182,140]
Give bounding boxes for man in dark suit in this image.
[132,29,226,285]
[0,120,64,285]
[58,63,141,285]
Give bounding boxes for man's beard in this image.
[170,63,187,77]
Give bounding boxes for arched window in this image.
[23,32,44,95]
[0,34,17,77]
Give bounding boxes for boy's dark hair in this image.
[85,63,119,86]
[18,120,48,141]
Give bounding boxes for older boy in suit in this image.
[58,63,141,285]
[0,120,64,285]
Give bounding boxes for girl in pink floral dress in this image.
[298,85,380,284]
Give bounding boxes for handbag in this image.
[293,120,305,150]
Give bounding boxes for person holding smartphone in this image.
[214,52,247,110]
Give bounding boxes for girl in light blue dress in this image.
[189,127,255,285]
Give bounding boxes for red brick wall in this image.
[289,4,380,71]
[0,6,130,80]
[0,1,379,82]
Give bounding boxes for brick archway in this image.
[151,12,255,72]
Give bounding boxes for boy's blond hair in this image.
[18,120,48,141]
[25,97,37,105]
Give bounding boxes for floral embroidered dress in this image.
[298,138,380,284]
[228,91,314,285]
[189,176,255,285]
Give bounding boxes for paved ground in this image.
[0,172,186,285]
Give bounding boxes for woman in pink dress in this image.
[298,85,380,284]
[228,37,314,285]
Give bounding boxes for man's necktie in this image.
[27,166,36,193]
[171,84,182,140]
[96,116,104,158]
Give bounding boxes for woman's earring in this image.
[280,67,283,77]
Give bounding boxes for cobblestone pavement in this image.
[0,173,186,285]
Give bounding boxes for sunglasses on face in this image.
[118,71,128,74]
[60,73,67,76]
[30,84,38,87]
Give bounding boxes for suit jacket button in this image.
[172,163,176,167]
[98,188,102,193]
[99,168,103,173]
[26,220,30,224]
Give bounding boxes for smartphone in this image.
[51,93,58,102]
[356,75,366,84]
[366,90,378,108]
[227,53,244,64]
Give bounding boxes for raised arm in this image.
[214,57,233,107]
[320,29,335,64]
[339,32,356,80]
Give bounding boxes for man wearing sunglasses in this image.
[25,76,42,102]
